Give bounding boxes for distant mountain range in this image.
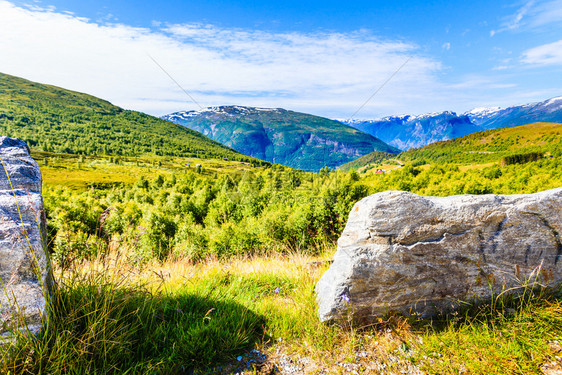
[162,106,399,171]
[340,96,562,150]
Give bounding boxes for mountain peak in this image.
[464,106,503,119]
[168,105,285,119]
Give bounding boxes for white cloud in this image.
[1,1,556,119]
[491,0,535,35]
[442,42,451,50]
[491,0,562,35]
[522,39,562,65]
[0,0,447,118]
[525,0,562,27]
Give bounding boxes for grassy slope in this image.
[338,150,396,171]
[4,251,562,374]
[400,122,562,164]
[0,72,265,163]
[165,107,399,171]
[343,122,562,171]
[32,150,262,190]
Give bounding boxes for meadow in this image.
[2,140,562,373]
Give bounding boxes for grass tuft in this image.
[2,248,562,374]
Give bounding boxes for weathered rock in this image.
[316,188,562,322]
[0,136,50,341]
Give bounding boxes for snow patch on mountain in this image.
[544,96,562,107]
[465,106,502,117]
[338,95,562,150]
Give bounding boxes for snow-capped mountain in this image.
[162,106,399,171]
[465,96,562,128]
[340,96,562,150]
[341,111,479,150]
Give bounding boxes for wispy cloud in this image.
[522,39,562,65]
[491,0,562,35]
[525,0,562,27]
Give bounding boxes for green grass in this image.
[31,150,267,190]
[337,150,396,171]
[3,251,562,374]
[411,295,562,374]
[0,252,335,373]
[2,255,267,373]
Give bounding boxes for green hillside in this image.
[0,72,265,163]
[338,150,396,171]
[163,106,399,171]
[400,122,562,164]
[343,122,562,171]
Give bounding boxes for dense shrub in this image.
[43,156,561,266]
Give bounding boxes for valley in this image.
[0,72,561,374]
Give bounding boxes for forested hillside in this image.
[0,72,263,163]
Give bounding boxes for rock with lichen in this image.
[316,188,562,323]
[0,136,51,342]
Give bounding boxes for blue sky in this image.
[1,0,561,119]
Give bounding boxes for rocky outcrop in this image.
[0,136,50,341]
[316,188,562,322]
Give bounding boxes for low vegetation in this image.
[400,122,562,165]
[3,251,562,374]
[337,150,396,171]
[1,73,562,373]
[0,140,555,373]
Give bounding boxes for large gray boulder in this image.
[316,188,562,322]
[0,137,50,341]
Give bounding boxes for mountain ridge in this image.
[163,106,399,171]
[340,96,562,150]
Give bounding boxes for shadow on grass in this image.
[2,273,265,374]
